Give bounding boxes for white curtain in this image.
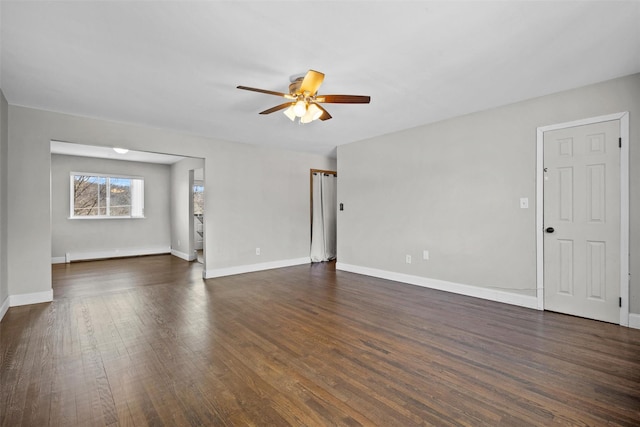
[310,172,337,262]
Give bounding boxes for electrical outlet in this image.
[406,255,412,264]
[423,250,429,260]
[256,248,261,255]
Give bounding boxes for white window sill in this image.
[68,216,146,220]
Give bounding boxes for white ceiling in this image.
[2,1,639,158]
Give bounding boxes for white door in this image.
[543,120,620,323]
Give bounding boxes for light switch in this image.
[520,197,529,209]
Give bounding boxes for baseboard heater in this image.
[59,246,171,263]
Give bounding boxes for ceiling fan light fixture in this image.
[300,113,313,124]
[308,103,322,121]
[283,105,296,121]
[300,103,322,124]
[293,100,307,117]
[113,147,129,154]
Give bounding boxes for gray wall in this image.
[6,105,335,298]
[337,73,640,314]
[51,154,171,259]
[171,157,204,260]
[0,89,8,309]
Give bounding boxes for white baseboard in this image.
[0,295,9,322]
[336,263,538,310]
[629,313,640,330]
[171,249,196,261]
[9,289,53,307]
[205,257,310,279]
[53,246,171,263]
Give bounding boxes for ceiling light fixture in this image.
[308,103,323,120]
[113,147,129,154]
[293,100,307,117]
[238,69,370,124]
[283,105,296,121]
[300,103,322,124]
[284,100,324,124]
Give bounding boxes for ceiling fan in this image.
[237,70,370,123]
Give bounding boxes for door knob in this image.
[545,227,555,233]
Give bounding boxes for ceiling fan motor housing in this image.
[289,78,304,96]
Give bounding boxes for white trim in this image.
[620,113,630,326]
[0,295,9,322]
[10,290,53,307]
[205,257,310,279]
[536,125,545,310]
[628,314,640,330]
[536,112,629,326]
[70,170,144,180]
[336,263,538,309]
[51,256,67,264]
[62,246,171,263]
[171,249,197,262]
[67,216,146,220]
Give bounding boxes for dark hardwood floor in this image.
[2,255,640,426]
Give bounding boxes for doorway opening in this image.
[310,169,337,263]
[50,141,207,296]
[192,168,204,264]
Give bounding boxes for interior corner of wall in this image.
[0,294,10,322]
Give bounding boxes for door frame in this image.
[536,112,629,326]
[310,169,337,237]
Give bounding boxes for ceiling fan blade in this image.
[237,85,290,98]
[316,94,371,104]
[259,103,292,115]
[315,104,332,121]
[299,70,325,95]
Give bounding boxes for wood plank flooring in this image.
[2,255,640,426]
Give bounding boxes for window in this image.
[70,173,144,218]
[193,182,204,215]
